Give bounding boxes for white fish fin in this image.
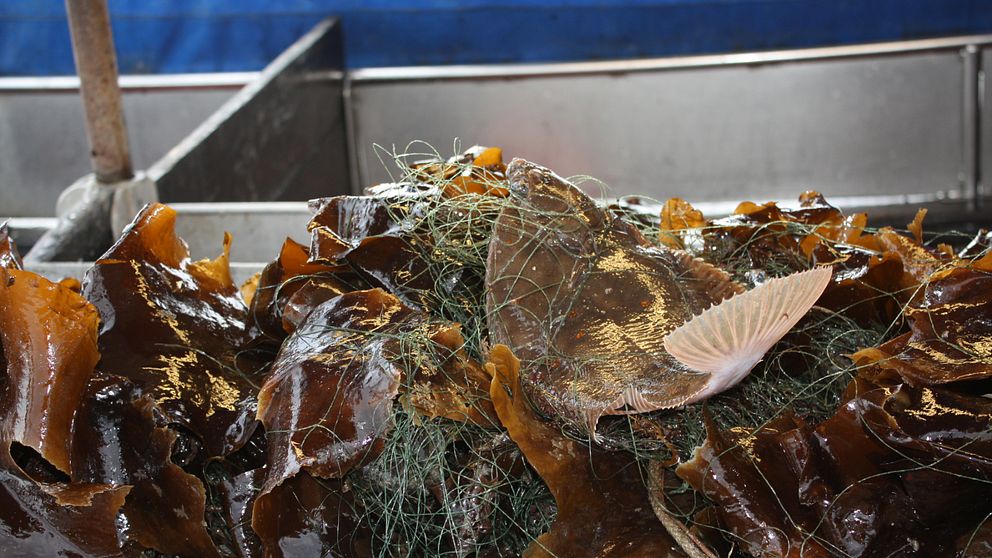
[584,408,605,443]
[601,386,660,415]
[672,249,745,302]
[663,266,832,402]
[601,373,711,416]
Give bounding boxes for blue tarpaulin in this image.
[2,1,992,75]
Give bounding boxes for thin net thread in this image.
[315,142,990,558]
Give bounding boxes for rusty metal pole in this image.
[65,0,133,183]
[25,0,131,262]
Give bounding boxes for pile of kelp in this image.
[1,146,991,557]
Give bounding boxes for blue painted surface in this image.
[2,1,992,75]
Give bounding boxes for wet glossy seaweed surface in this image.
[2,149,992,557]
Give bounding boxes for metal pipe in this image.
[0,72,257,94]
[65,0,133,183]
[963,45,981,212]
[350,34,992,83]
[342,73,363,194]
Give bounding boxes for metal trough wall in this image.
[9,28,992,282]
[349,36,991,218]
[150,18,350,204]
[0,78,240,217]
[0,18,348,219]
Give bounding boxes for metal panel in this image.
[169,202,311,263]
[150,18,350,204]
[0,88,231,216]
[352,50,965,205]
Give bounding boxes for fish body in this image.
[486,159,830,435]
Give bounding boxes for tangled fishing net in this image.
[1,143,991,558]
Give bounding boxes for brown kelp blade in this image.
[0,264,219,557]
[0,267,100,476]
[486,345,685,558]
[677,373,992,557]
[256,289,409,492]
[82,203,260,458]
[258,286,496,496]
[0,460,130,558]
[252,471,373,558]
[852,261,992,386]
[72,373,220,558]
[0,267,132,557]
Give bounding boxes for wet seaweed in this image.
[321,145,827,556]
[32,141,984,558]
[331,143,992,558]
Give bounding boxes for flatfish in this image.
[486,159,831,436]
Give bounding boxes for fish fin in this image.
[584,409,604,442]
[602,387,656,415]
[602,373,712,416]
[622,385,657,413]
[673,250,745,302]
[663,266,832,401]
